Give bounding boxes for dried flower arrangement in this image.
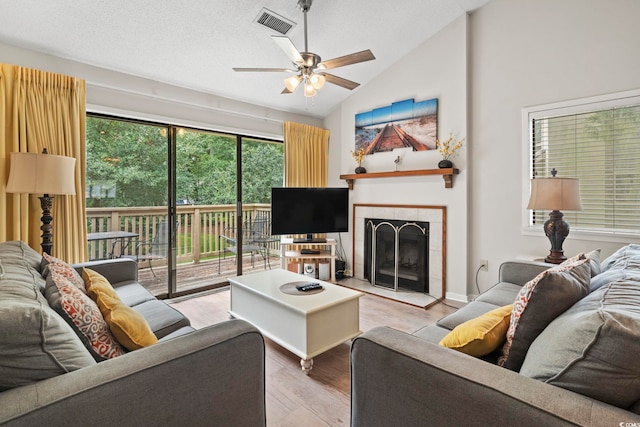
[436,133,464,160]
[351,147,366,166]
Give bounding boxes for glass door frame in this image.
[86,113,282,299]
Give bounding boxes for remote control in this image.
[296,282,323,292]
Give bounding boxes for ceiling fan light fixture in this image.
[284,75,303,92]
[309,73,325,89]
[303,81,317,97]
[233,0,375,98]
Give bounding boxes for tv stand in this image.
[280,237,337,282]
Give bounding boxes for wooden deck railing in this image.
[86,204,277,263]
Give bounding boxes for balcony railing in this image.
[86,204,278,264]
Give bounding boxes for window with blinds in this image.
[528,96,640,235]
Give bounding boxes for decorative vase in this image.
[355,166,367,174]
[438,159,453,169]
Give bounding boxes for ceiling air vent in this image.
[254,8,296,35]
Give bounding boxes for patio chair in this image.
[125,220,171,278]
[247,212,279,269]
[217,213,277,273]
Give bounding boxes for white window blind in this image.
[529,100,640,235]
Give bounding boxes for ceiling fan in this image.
[233,0,375,97]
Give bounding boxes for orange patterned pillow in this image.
[42,252,86,293]
[46,270,125,360]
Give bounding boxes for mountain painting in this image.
[355,98,438,154]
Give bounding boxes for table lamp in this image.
[527,168,582,264]
[6,149,76,255]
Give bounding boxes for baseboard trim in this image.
[445,291,468,303]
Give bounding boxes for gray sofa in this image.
[0,241,265,426]
[351,247,640,426]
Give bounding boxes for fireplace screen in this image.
[364,218,429,293]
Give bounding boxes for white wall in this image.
[468,0,640,294]
[325,15,469,301]
[0,42,322,138]
[327,0,640,300]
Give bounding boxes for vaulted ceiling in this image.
[0,0,490,118]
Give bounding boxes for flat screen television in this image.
[271,187,349,243]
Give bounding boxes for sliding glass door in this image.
[86,114,283,298]
[237,138,284,273]
[85,116,170,297]
[174,127,237,294]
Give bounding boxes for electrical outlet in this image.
[479,259,488,271]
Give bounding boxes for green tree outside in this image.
[86,117,284,207]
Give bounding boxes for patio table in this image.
[87,231,139,260]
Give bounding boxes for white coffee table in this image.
[227,269,363,374]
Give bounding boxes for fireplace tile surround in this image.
[352,204,445,301]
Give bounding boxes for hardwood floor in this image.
[169,287,460,426]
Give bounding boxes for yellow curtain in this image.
[0,63,87,262]
[283,121,329,187]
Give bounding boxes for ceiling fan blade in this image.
[233,67,297,72]
[271,35,304,65]
[321,73,360,90]
[281,87,294,94]
[318,49,376,70]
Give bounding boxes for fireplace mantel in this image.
[340,168,459,189]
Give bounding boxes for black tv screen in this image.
[271,187,349,242]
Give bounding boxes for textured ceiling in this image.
[0,0,490,118]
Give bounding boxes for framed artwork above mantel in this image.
[355,98,438,155]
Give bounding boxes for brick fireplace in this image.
[352,204,445,300]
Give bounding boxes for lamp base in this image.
[543,210,570,265]
[39,194,54,256]
[544,250,566,264]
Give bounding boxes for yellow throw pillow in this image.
[439,304,513,357]
[82,268,158,351]
[97,293,158,350]
[82,268,119,301]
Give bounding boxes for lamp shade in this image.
[303,81,317,98]
[309,73,326,89]
[284,75,303,92]
[6,152,76,195]
[527,177,582,211]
